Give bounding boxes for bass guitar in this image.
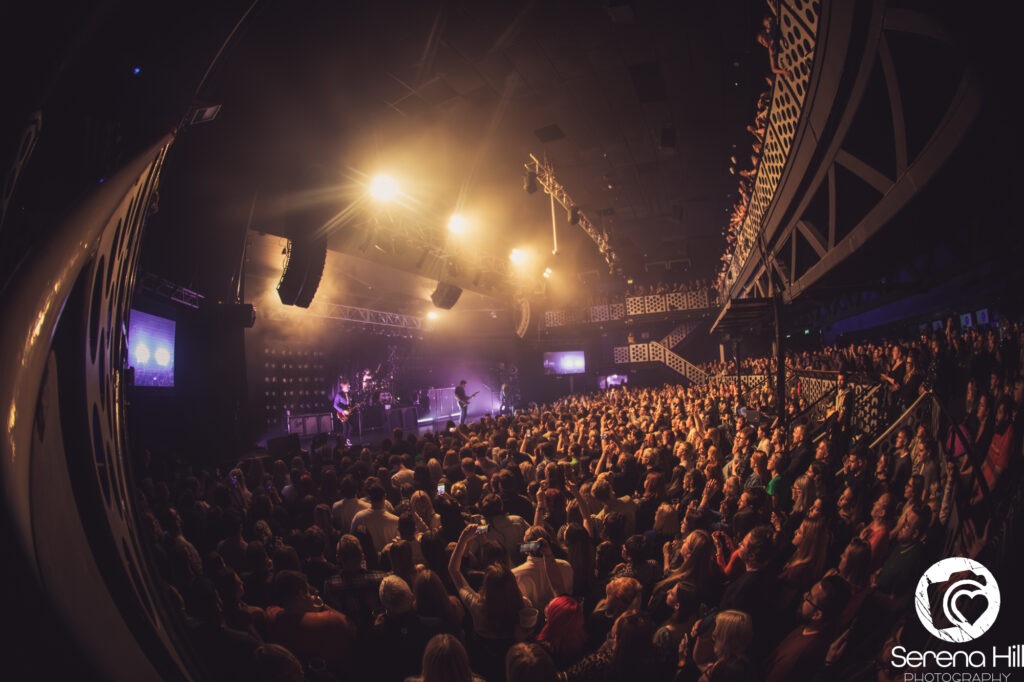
[457,391,479,408]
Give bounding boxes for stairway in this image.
[613,341,708,384]
[659,320,702,350]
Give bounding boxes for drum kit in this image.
[357,365,395,406]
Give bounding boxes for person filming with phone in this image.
[511,526,572,614]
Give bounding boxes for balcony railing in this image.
[542,289,718,330]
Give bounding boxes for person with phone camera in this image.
[448,524,534,681]
[511,527,572,614]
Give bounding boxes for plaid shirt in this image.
[323,568,388,631]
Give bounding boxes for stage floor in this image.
[255,413,460,457]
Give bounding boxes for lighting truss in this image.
[379,213,510,278]
[137,272,204,309]
[266,300,424,331]
[524,153,622,275]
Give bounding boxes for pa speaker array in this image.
[514,297,531,338]
[430,282,462,309]
[277,238,327,308]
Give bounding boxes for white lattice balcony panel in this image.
[625,297,645,316]
[613,346,630,364]
[660,321,700,349]
[628,344,649,363]
[644,295,667,314]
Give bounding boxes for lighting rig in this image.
[524,154,622,276]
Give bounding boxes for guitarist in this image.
[333,378,358,446]
[454,379,478,425]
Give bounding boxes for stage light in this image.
[154,347,171,366]
[369,174,399,201]
[189,103,222,125]
[509,248,528,266]
[543,267,552,278]
[134,343,151,364]
[448,214,467,235]
[523,171,538,194]
[426,311,439,320]
[569,206,580,225]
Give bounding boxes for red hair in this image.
[535,596,586,659]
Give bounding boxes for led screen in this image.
[543,350,585,375]
[598,374,629,389]
[128,309,175,387]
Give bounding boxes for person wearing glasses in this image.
[763,574,851,682]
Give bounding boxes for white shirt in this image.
[482,514,529,562]
[332,497,369,533]
[512,555,574,612]
[350,507,399,554]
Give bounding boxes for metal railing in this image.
[542,289,717,330]
[869,391,991,554]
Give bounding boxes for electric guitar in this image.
[335,403,361,422]
[457,391,479,408]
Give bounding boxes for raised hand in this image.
[961,517,990,558]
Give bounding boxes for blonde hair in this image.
[519,461,535,485]
[786,516,830,578]
[411,490,436,524]
[712,609,753,659]
[653,503,678,535]
[427,458,443,484]
[790,475,810,514]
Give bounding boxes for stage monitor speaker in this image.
[286,413,333,436]
[267,433,300,459]
[430,282,462,310]
[277,237,327,308]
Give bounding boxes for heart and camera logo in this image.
[915,557,1000,643]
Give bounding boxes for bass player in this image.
[454,379,478,426]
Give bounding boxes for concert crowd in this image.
[134,322,1023,682]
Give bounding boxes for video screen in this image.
[543,350,585,375]
[128,309,175,387]
[598,374,628,389]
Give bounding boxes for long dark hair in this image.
[610,611,657,677]
[414,569,461,633]
[421,634,474,682]
[562,523,595,599]
[480,564,524,637]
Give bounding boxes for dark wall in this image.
[126,298,249,464]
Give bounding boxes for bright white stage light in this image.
[369,175,399,201]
